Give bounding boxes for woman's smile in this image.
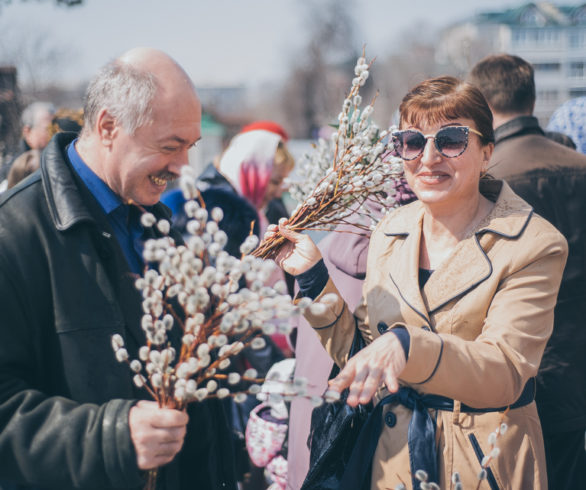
[416,171,450,185]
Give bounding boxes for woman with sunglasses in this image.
[269,76,568,489]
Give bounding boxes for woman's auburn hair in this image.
[399,76,495,145]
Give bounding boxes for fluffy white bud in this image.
[324,389,341,403]
[130,360,142,373]
[139,346,150,361]
[140,213,157,227]
[217,388,230,399]
[111,334,125,350]
[115,348,128,362]
[156,219,170,235]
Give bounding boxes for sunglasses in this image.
[391,126,483,161]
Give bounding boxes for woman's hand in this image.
[328,331,407,407]
[266,219,322,276]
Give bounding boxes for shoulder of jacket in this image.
[525,211,567,245]
[376,200,421,231]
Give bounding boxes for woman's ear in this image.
[481,142,494,168]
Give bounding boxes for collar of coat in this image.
[40,132,173,232]
[494,115,545,144]
[380,179,533,317]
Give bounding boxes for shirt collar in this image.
[67,139,123,215]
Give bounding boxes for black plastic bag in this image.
[301,326,372,490]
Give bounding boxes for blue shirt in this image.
[67,140,144,273]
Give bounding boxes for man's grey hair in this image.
[82,60,158,136]
[21,102,56,129]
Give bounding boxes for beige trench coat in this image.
[303,180,568,489]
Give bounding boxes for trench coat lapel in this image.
[420,180,533,314]
[385,207,431,325]
[421,233,492,314]
[382,180,533,322]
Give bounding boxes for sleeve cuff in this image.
[295,259,329,300]
[389,326,410,361]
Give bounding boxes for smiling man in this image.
[0,48,236,489]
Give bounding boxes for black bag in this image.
[300,326,372,490]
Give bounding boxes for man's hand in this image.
[129,400,189,470]
[328,332,407,407]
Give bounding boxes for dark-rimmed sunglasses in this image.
[391,126,483,161]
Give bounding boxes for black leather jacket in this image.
[0,133,236,489]
[491,116,586,434]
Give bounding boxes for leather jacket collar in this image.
[40,132,172,232]
[494,116,544,145]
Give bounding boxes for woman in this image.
[271,77,567,489]
[213,121,294,232]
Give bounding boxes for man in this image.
[0,102,55,185]
[468,54,586,490]
[0,48,236,489]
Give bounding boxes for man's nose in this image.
[168,148,190,173]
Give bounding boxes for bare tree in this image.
[0,0,82,12]
[373,22,463,126]
[280,0,368,138]
[0,20,75,97]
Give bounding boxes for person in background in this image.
[270,76,567,489]
[468,53,586,490]
[49,107,84,137]
[0,101,55,190]
[17,101,56,155]
[0,47,236,489]
[6,149,40,189]
[3,108,84,192]
[544,130,576,150]
[546,95,586,154]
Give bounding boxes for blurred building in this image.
[437,2,586,124]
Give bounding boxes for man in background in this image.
[0,101,55,187]
[469,53,586,490]
[0,47,236,489]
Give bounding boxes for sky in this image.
[0,0,583,88]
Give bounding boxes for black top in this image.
[419,268,434,288]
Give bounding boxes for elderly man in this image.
[0,101,55,187]
[0,48,236,489]
[469,53,586,490]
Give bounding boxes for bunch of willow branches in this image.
[253,50,404,261]
[112,169,339,489]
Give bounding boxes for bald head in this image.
[118,47,196,93]
[82,47,200,137]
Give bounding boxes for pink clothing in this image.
[287,230,370,490]
[218,130,282,209]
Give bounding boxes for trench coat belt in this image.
[339,377,536,490]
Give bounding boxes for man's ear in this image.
[21,125,32,144]
[96,109,118,147]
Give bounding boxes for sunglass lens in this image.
[435,126,468,157]
[393,130,425,160]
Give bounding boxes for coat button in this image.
[385,411,397,428]
[377,322,388,334]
